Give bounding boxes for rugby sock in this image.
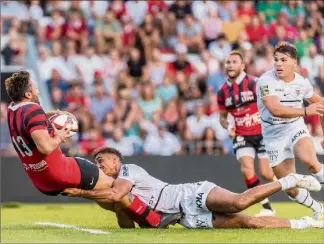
[293,188,322,213]
[127,195,160,227]
[312,164,324,185]
[289,219,309,229]
[245,175,273,211]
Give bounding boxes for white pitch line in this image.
[34,222,111,235]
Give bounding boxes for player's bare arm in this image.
[262,95,324,118]
[219,110,229,129]
[31,123,71,155]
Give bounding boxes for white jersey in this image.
[118,164,183,213]
[256,69,313,138]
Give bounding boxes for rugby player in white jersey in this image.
[64,147,323,229]
[256,42,324,221]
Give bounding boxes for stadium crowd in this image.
[1,0,323,156]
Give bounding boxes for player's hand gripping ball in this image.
[49,113,78,137]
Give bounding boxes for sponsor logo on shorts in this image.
[233,136,246,149]
[196,192,204,209]
[23,160,48,172]
[292,129,307,143]
[267,150,279,162]
[196,218,209,228]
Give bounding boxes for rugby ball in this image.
[49,114,78,137]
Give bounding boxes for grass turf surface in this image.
[1,202,324,243]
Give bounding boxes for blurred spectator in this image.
[245,15,268,44]
[207,61,226,94]
[106,126,135,156]
[90,82,114,122]
[222,9,244,44]
[94,11,122,53]
[217,1,237,21]
[167,44,194,78]
[51,86,68,110]
[294,29,313,58]
[196,127,222,155]
[142,48,165,87]
[43,9,66,44]
[191,0,218,22]
[125,0,148,26]
[138,81,162,120]
[102,111,117,139]
[46,69,69,95]
[202,7,223,48]
[144,124,182,156]
[79,127,105,156]
[108,0,127,20]
[127,48,146,79]
[268,10,298,42]
[269,26,291,47]
[168,0,192,20]
[104,49,126,92]
[65,82,90,111]
[208,34,232,62]
[256,0,282,24]
[163,99,181,134]
[196,50,220,78]
[147,1,169,17]
[237,1,256,25]
[282,1,305,24]
[255,45,274,76]
[157,74,178,105]
[300,44,324,88]
[0,102,14,155]
[176,14,204,52]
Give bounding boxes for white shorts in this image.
[264,126,310,168]
[236,147,268,160]
[179,181,216,229]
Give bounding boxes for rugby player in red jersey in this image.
[217,51,275,217]
[5,70,180,228]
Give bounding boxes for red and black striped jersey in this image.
[217,72,262,136]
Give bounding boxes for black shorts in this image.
[41,157,99,196]
[233,134,266,154]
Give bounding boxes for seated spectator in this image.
[191,0,218,22]
[127,48,146,80]
[208,33,232,62]
[207,61,226,94]
[255,45,274,76]
[143,48,166,86]
[106,126,135,156]
[268,10,298,42]
[168,0,192,20]
[65,82,90,111]
[269,26,292,47]
[43,9,66,44]
[222,9,245,44]
[196,50,220,78]
[139,111,161,135]
[237,1,255,25]
[176,14,204,52]
[245,15,268,44]
[46,69,69,95]
[79,127,105,156]
[102,111,117,138]
[144,124,182,156]
[196,127,222,155]
[163,99,181,134]
[167,44,194,79]
[108,0,127,20]
[125,0,148,25]
[256,0,282,24]
[89,82,114,122]
[104,49,126,92]
[156,75,178,105]
[282,1,305,24]
[147,0,168,17]
[51,86,68,110]
[138,81,162,120]
[294,29,313,58]
[300,44,324,88]
[217,1,237,21]
[94,11,122,53]
[202,7,223,48]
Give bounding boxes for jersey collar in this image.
[226,71,246,86]
[8,102,39,111]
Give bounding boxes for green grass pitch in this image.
[1,202,324,243]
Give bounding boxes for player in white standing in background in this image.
[64,147,323,230]
[256,42,324,221]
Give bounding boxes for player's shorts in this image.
[179,181,216,229]
[41,157,99,196]
[264,126,310,168]
[233,134,267,160]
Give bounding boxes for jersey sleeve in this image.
[257,75,279,99]
[118,164,147,185]
[24,104,49,134]
[303,78,314,99]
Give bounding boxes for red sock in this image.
[245,174,261,189]
[127,195,161,227]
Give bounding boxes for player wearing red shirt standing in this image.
[217,51,275,217]
[5,71,180,228]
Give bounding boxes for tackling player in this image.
[217,51,275,216]
[64,147,323,229]
[5,71,179,228]
[256,42,324,221]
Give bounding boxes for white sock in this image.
[260,198,269,205]
[289,219,308,229]
[293,188,322,213]
[278,175,297,191]
[312,164,324,184]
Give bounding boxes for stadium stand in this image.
[1,0,323,156]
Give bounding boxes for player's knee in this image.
[233,196,250,212]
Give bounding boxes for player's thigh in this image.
[238,154,256,179]
[293,136,321,172]
[205,186,239,213]
[212,212,249,229]
[93,168,114,190]
[272,158,296,178]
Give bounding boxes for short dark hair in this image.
[229,50,244,62]
[92,146,124,162]
[274,42,298,59]
[5,71,31,102]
